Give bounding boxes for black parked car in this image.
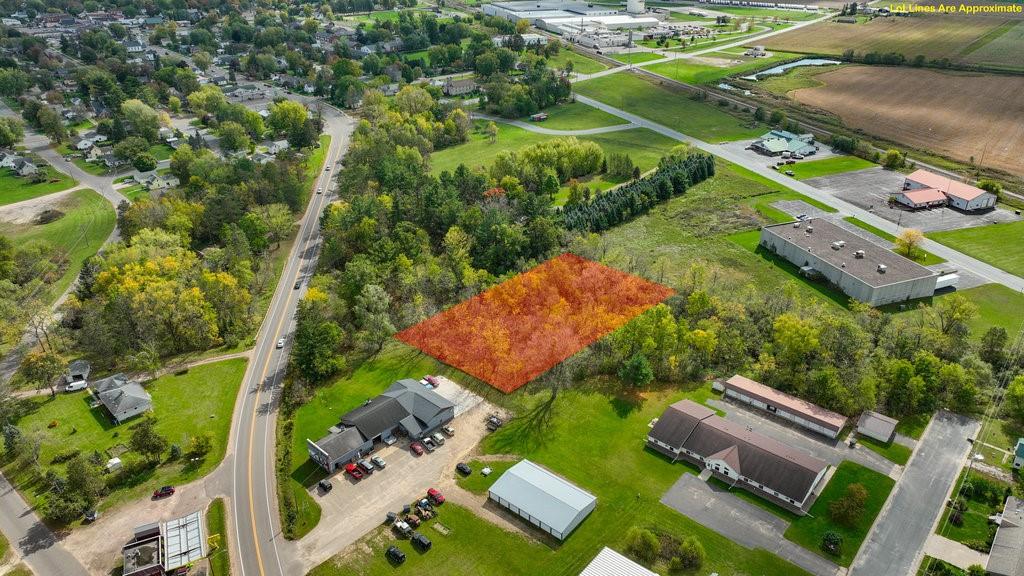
[318,479,332,493]
[412,532,432,551]
[386,545,406,564]
[456,462,472,476]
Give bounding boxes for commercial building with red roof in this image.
[894,187,948,209]
[722,375,848,439]
[902,169,997,212]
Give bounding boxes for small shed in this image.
[579,547,657,576]
[488,459,596,541]
[857,410,899,444]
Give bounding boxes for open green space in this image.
[207,498,230,576]
[787,155,875,180]
[842,217,946,266]
[575,73,765,142]
[74,158,110,176]
[2,358,247,518]
[312,374,814,575]
[454,459,516,495]
[646,51,801,85]
[546,48,608,75]
[0,166,77,206]
[0,188,115,305]
[928,220,1024,277]
[2,564,31,576]
[784,460,896,566]
[856,435,912,466]
[757,63,834,95]
[610,51,665,65]
[120,184,149,202]
[148,144,174,161]
[429,121,678,205]
[0,528,9,563]
[519,101,628,131]
[936,468,1007,552]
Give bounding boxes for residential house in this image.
[85,145,105,163]
[92,373,152,424]
[307,379,455,472]
[267,140,290,154]
[13,158,38,177]
[988,496,1024,576]
[443,78,478,97]
[648,399,830,512]
[125,38,146,53]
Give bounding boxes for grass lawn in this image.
[454,460,516,495]
[842,217,946,266]
[0,188,115,305]
[574,72,766,142]
[857,435,912,466]
[0,527,8,563]
[757,64,833,95]
[3,358,247,520]
[148,144,174,161]
[546,48,608,75]
[520,101,628,131]
[609,51,665,64]
[788,156,876,180]
[0,166,77,206]
[784,460,896,566]
[312,371,814,575]
[429,121,679,205]
[894,413,932,440]
[928,220,1024,277]
[2,564,31,576]
[646,51,801,85]
[207,498,230,576]
[917,556,966,576]
[121,184,149,202]
[73,158,110,176]
[936,468,1006,551]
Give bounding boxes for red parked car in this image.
[153,486,175,499]
[344,462,364,480]
[427,488,445,505]
[410,442,425,456]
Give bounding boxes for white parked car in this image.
[65,381,88,392]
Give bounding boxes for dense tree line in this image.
[562,152,715,232]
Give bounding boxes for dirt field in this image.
[762,14,1024,72]
[790,66,1024,176]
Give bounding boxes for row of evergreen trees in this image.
[561,152,715,232]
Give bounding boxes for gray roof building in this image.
[122,511,205,576]
[579,547,657,576]
[66,359,92,383]
[857,410,899,444]
[760,218,939,306]
[307,379,455,472]
[989,496,1024,576]
[488,459,597,541]
[648,400,829,511]
[92,373,152,424]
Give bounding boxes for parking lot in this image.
[294,379,498,572]
[807,167,1021,233]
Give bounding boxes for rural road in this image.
[229,103,354,576]
[0,473,87,576]
[572,93,1024,293]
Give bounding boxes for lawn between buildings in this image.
[856,435,912,466]
[786,155,876,180]
[0,165,77,206]
[1,358,247,520]
[310,383,814,576]
[928,220,1024,278]
[784,460,896,567]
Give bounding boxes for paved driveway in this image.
[661,474,842,576]
[851,411,980,576]
[293,397,496,572]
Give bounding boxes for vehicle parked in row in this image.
[357,459,375,475]
[393,520,412,537]
[371,455,386,469]
[422,437,437,452]
[427,488,445,505]
[344,462,364,480]
[318,479,333,493]
[431,432,445,446]
[410,442,425,455]
[386,545,406,564]
[412,532,432,551]
[442,425,455,437]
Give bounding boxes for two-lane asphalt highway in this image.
[230,106,354,576]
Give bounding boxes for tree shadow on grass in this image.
[291,459,326,488]
[487,393,559,455]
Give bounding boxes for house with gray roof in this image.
[989,496,1024,576]
[488,459,597,541]
[92,373,152,424]
[648,399,829,513]
[307,379,455,472]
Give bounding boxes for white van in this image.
[65,380,88,392]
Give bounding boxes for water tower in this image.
[626,0,645,13]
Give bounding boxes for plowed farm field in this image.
[396,253,673,393]
[790,66,1024,176]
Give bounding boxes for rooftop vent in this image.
[877,264,887,273]
[841,262,846,268]
[854,250,865,259]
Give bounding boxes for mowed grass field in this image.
[429,120,679,204]
[610,51,665,64]
[0,166,77,206]
[789,66,1024,176]
[762,14,1024,72]
[574,73,766,142]
[546,48,608,75]
[519,101,628,131]
[787,155,876,180]
[0,188,115,304]
[928,220,1024,276]
[4,358,247,515]
[646,50,801,85]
